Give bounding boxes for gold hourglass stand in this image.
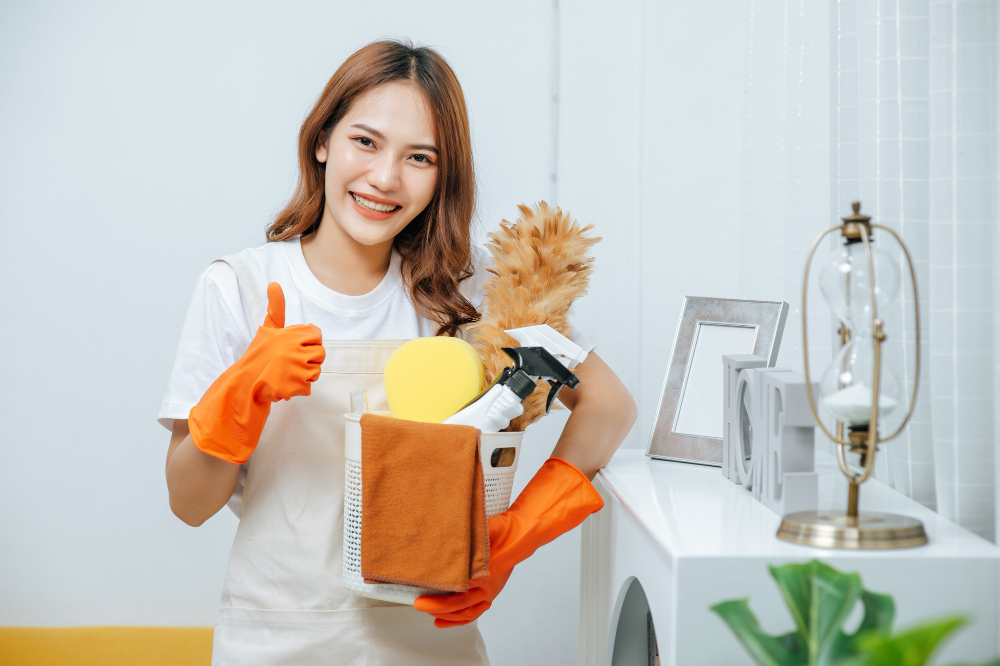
[776,202,928,549]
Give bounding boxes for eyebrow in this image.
[350,123,439,154]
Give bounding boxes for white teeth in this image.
[352,193,398,213]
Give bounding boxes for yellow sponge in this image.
[384,337,486,423]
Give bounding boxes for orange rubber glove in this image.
[188,282,325,464]
[414,457,604,627]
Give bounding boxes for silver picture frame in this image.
[646,296,788,465]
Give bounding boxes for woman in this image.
[160,39,637,665]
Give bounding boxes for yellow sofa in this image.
[0,627,213,665]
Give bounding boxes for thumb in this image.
[263,282,285,328]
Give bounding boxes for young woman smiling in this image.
[160,39,636,665]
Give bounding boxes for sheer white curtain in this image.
[924,0,997,540]
[738,0,833,375]
[833,0,937,516]
[740,0,998,541]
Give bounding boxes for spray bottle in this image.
[442,325,589,432]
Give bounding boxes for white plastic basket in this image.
[342,412,523,604]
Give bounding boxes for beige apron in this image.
[210,254,490,666]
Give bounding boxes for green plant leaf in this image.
[710,598,802,666]
[852,616,967,666]
[768,560,863,664]
[711,561,990,666]
[827,589,896,663]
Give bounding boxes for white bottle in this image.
[442,383,525,432]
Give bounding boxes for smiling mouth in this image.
[350,192,401,213]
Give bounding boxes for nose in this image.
[366,151,401,193]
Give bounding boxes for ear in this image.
[315,134,329,163]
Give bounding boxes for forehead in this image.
[340,82,436,140]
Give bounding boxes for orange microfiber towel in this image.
[360,413,489,591]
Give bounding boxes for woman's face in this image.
[316,82,439,248]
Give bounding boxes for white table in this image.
[578,449,1000,665]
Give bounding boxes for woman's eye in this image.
[411,154,434,164]
[353,137,374,148]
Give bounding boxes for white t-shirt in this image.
[158,235,594,432]
[157,236,491,430]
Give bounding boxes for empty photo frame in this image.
[646,296,788,465]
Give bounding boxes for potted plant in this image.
[711,560,999,666]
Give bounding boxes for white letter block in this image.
[734,367,789,497]
[722,354,766,484]
[759,371,819,516]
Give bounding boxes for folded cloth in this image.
[360,413,489,591]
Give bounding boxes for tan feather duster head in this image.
[467,201,601,431]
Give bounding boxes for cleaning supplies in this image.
[341,411,525,604]
[443,325,585,432]
[505,324,589,370]
[464,201,600,431]
[359,414,488,592]
[383,336,486,422]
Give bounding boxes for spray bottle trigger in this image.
[545,380,563,413]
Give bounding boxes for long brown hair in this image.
[266,39,479,336]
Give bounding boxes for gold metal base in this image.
[777,510,928,549]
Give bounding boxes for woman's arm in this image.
[166,419,241,526]
[550,351,638,480]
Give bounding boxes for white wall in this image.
[0,1,754,663]
[555,0,750,455]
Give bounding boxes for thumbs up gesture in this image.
[263,281,287,328]
[251,282,326,402]
[188,282,326,464]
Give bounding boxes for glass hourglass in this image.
[817,239,902,429]
[778,201,927,549]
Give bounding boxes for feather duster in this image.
[466,201,601,431]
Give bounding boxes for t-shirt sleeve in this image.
[157,262,255,432]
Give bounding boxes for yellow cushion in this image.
[384,336,485,423]
[0,626,213,666]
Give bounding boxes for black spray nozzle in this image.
[499,347,580,413]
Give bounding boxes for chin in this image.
[352,233,395,247]
[342,222,400,247]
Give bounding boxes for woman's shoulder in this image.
[190,240,293,329]
[201,238,292,289]
[234,237,291,275]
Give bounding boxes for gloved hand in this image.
[188,282,325,464]
[414,457,604,627]
[414,524,515,628]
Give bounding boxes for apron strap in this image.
[210,253,262,521]
[214,254,267,327]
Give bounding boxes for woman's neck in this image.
[299,218,393,296]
